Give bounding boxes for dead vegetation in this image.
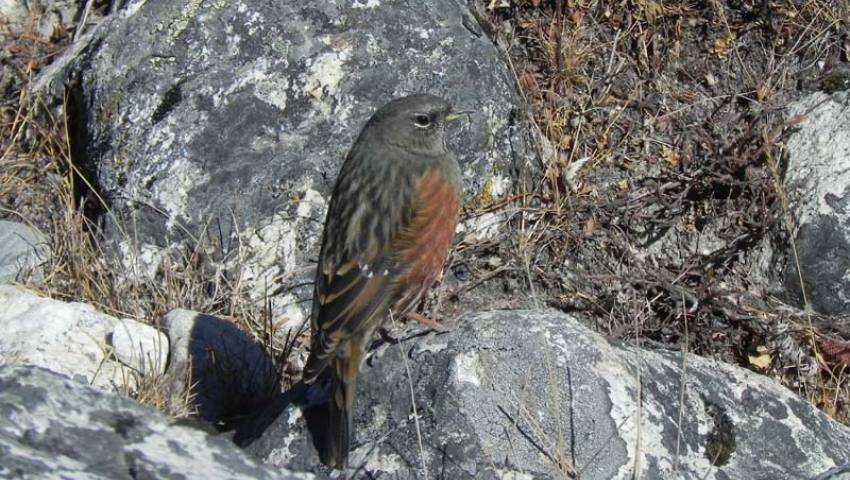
[467,0,850,424]
[2,0,850,432]
[0,4,305,409]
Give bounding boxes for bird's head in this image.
[364,94,468,156]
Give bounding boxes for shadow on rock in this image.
[232,381,333,465]
[164,309,280,425]
[233,379,336,474]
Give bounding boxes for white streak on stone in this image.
[452,352,481,386]
[303,45,352,102]
[352,0,381,9]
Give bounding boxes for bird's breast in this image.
[392,169,461,309]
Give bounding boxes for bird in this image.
[302,94,467,469]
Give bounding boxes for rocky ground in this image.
[465,0,850,422]
[2,0,850,479]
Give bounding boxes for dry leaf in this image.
[661,145,681,168]
[709,32,736,59]
[583,218,598,237]
[748,352,772,369]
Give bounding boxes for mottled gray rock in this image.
[0,285,133,391]
[783,90,850,316]
[163,309,279,421]
[38,0,536,330]
[246,310,850,479]
[109,318,169,376]
[0,0,28,34]
[0,221,49,284]
[0,365,315,480]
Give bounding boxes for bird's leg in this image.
[378,327,401,344]
[406,312,447,332]
[378,312,447,346]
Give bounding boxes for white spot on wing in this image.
[360,263,374,278]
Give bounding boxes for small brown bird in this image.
[302,94,466,469]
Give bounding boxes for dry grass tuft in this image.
[471,0,850,424]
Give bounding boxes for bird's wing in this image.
[306,252,395,371]
[302,148,416,382]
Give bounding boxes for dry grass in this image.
[3,0,849,441]
[473,0,850,424]
[0,5,304,410]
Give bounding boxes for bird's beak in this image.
[445,110,473,123]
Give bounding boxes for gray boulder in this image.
[246,310,850,479]
[41,0,536,327]
[109,317,170,377]
[0,365,315,480]
[0,221,49,284]
[0,285,136,391]
[783,90,850,316]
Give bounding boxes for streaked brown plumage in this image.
[302,94,464,469]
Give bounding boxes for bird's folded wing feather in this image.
[303,151,417,381]
[303,245,396,379]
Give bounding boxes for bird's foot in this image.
[406,312,448,332]
[377,314,447,348]
[378,327,401,344]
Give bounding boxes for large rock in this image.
[0,286,175,394]
[0,365,315,480]
[109,317,169,376]
[0,285,132,391]
[245,310,850,479]
[40,0,536,326]
[782,90,850,317]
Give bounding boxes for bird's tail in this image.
[321,345,363,469]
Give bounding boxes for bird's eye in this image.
[413,114,431,127]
